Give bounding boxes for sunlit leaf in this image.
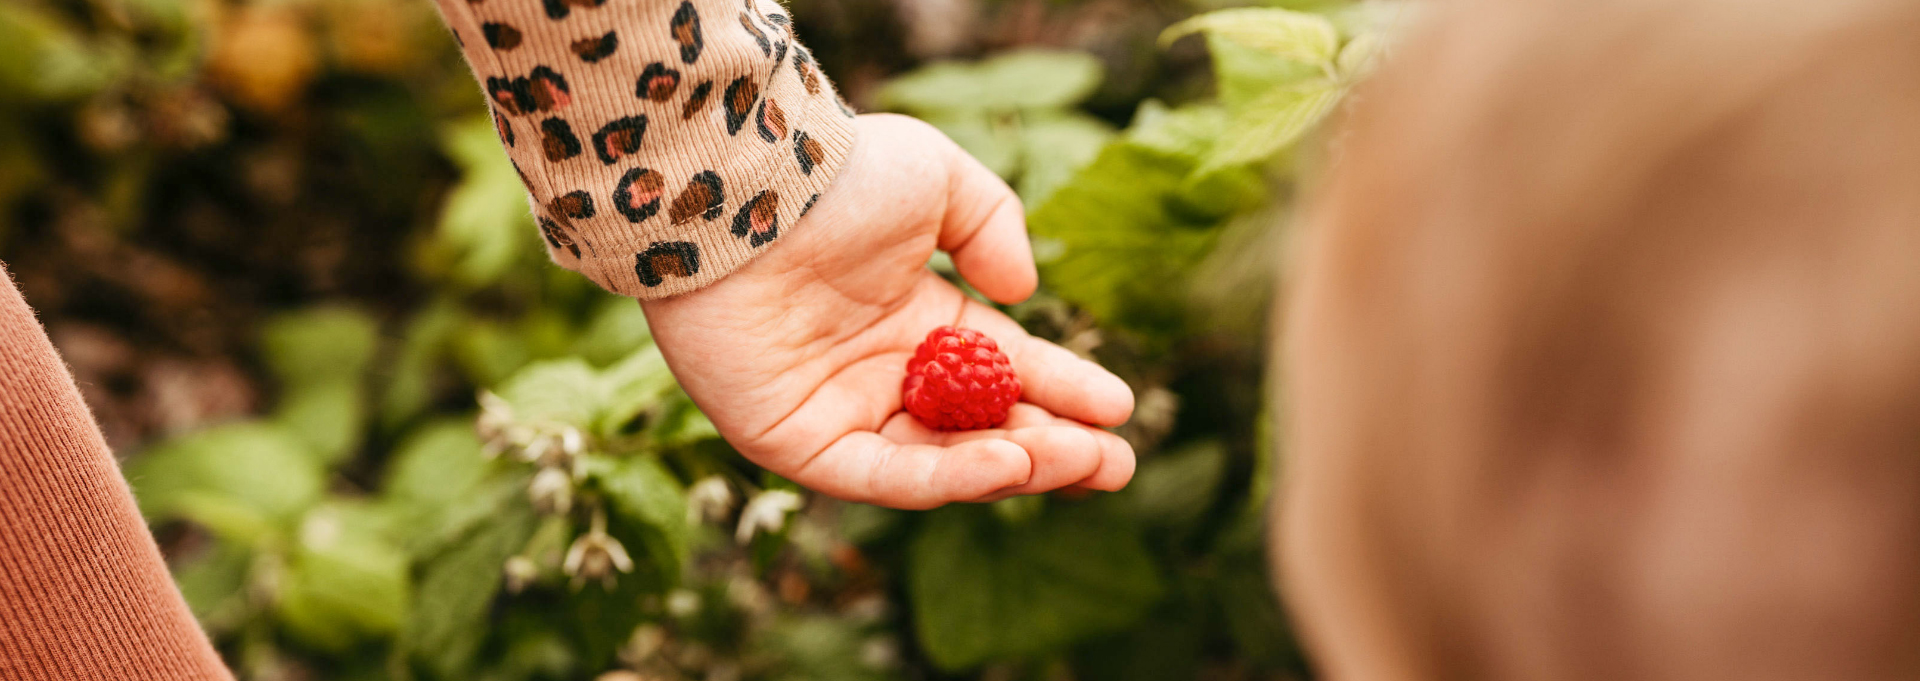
[276,502,409,650]
[382,419,490,517]
[925,113,1020,178]
[1199,79,1343,174]
[1017,113,1115,205]
[493,357,605,427]
[1161,8,1340,67]
[274,380,365,465]
[127,422,325,535]
[422,118,538,287]
[879,50,1104,114]
[595,344,678,436]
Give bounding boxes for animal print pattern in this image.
[433,0,856,298]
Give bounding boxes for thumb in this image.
[932,127,1039,305]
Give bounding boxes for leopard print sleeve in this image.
[431,0,857,298]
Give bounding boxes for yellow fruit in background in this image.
[206,5,317,113]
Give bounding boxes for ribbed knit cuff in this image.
[433,0,859,299]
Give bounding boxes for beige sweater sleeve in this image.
[431,0,857,298]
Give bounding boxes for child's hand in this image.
[642,114,1135,510]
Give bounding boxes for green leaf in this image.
[261,306,379,391]
[405,492,538,678]
[595,344,678,437]
[924,112,1021,178]
[276,502,410,651]
[423,118,539,287]
[1125,100,1230,160]
[451,317,534,388]
[907,503,1162,670]
[1162,8,1341,67]
[1199,79,1343,173]
[382,419,490,517]
[648,392,721,447]
[1017,113,1116,205]
[381,300,463,430]
[261,307,377,461]
[493,357,605,427]
[572,295,654,367]
[127,422,325,535]
[756,615,899,681]
[1122,441,1227,527]
[879,50,1104,114]
[589,454,690,579]
[1206,32,1325,111]
[1027,137,1241,331]
[1336,32,1384,81]
[171,540,251,629]
[0,3,114,100]
[273,380,365,465]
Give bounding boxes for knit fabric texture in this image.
[0,264,234,681]
[433,0,858,298]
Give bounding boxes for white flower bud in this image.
[528,466,573,515]
[563,509,633,589]
[734,490,804,545]
[686,476,735,524]
[503,555,540,594]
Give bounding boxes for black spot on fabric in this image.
[635,241,700,287]
[549,190,595,219]
[482,22,522,49]
[636,62,681,102]
[738,13,770,56]
[800,192,820,217]
[681,80,714,119]
[723,77,758,135]
[591,115,647,164]
[755,97,786,143]
[542,0,604,20]
[493,107,515,147]
[671,1,704,64]
[540,217,580,258]
[766,12,789,27]
[793,130,822,174]
[540,118,582,161]
[572,31,618,62]
[835,94,856,118]
[489,67,573,115]
[792,48,820,95]
[731,190,780,247]
[612,167,665,222]
[668,171,724,224]
[771,39,788,73]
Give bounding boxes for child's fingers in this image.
[958,303,1135,427]
[879,405,1105,497]
[933,128,1038,305]
[967,412,1135,502]
[789,431,1032,510]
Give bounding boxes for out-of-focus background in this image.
[0,0,1394,678]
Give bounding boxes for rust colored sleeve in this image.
[0,264,232,681]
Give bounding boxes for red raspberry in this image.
[903,326,1021,431]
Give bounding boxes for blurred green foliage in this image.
[0,0,1402,678]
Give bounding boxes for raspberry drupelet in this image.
[903,326,1022,431]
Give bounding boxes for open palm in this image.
[641,114,1135,510]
